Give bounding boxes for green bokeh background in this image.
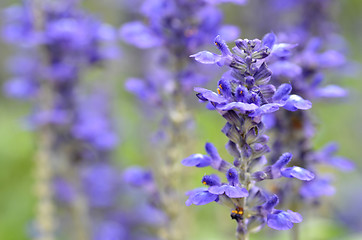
[0,1,361,239]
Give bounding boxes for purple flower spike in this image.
[181,154,211,167]
[267,210,302,230]
[185,188,218,206]
[209,185,248,198]
[281,167,315,181]
[190,51,222,64]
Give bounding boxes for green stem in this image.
[156,56,192,240]
[35,127,55,240]
[291,221,299,240]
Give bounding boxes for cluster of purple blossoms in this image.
[120,1,247,239]
[182,35,315,238]
[3,1,118,103]
[2,1,163,240]
[88,166,165,240]
[122,0,246,107]
[254,1,355,210]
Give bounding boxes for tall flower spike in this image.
[0,2,156,240]
[250,3,355,235]
[120,1,246,239]
[183,35,313,239]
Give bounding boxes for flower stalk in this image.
[183,34,315,239]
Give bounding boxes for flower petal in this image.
[202,174,221,186]
[208,185,227,195]
[262,32,276,49]
[286,210,303,223]
[218,102,259,112]
[281,166,315,181]
[271,43,298,58]
[273,83,292,102]
[186,190,218,206]
[190,51,221,64]
[267,211,294,230]
[263,194,279,212]
[181,154,211,167]
[224,185,248,198]
[194,87,227,104]
[208,185,248,198]
[185,187,208,196]
[249,103,280,117]
[283,95,312,111]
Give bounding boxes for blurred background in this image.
[0,0,362,239]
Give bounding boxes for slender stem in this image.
[35,127,55,240]
[67,162,90,240]
[237,142,250,240]
[32,1,56,239]
[32,1,90,239]
[156,56,191,240]
[290,184,301,240]
[291,221,299,240]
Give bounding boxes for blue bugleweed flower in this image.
[183,34,314,237]
[2,1,119,110]
[259,31,354,207]
[120,0,244,51]
[263,195,303,231]
[266,33,348,101]
[120,3,246,238]
[191,35,312,116]
[121,0,246,105]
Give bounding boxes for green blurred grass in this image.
[0,101,35,240]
